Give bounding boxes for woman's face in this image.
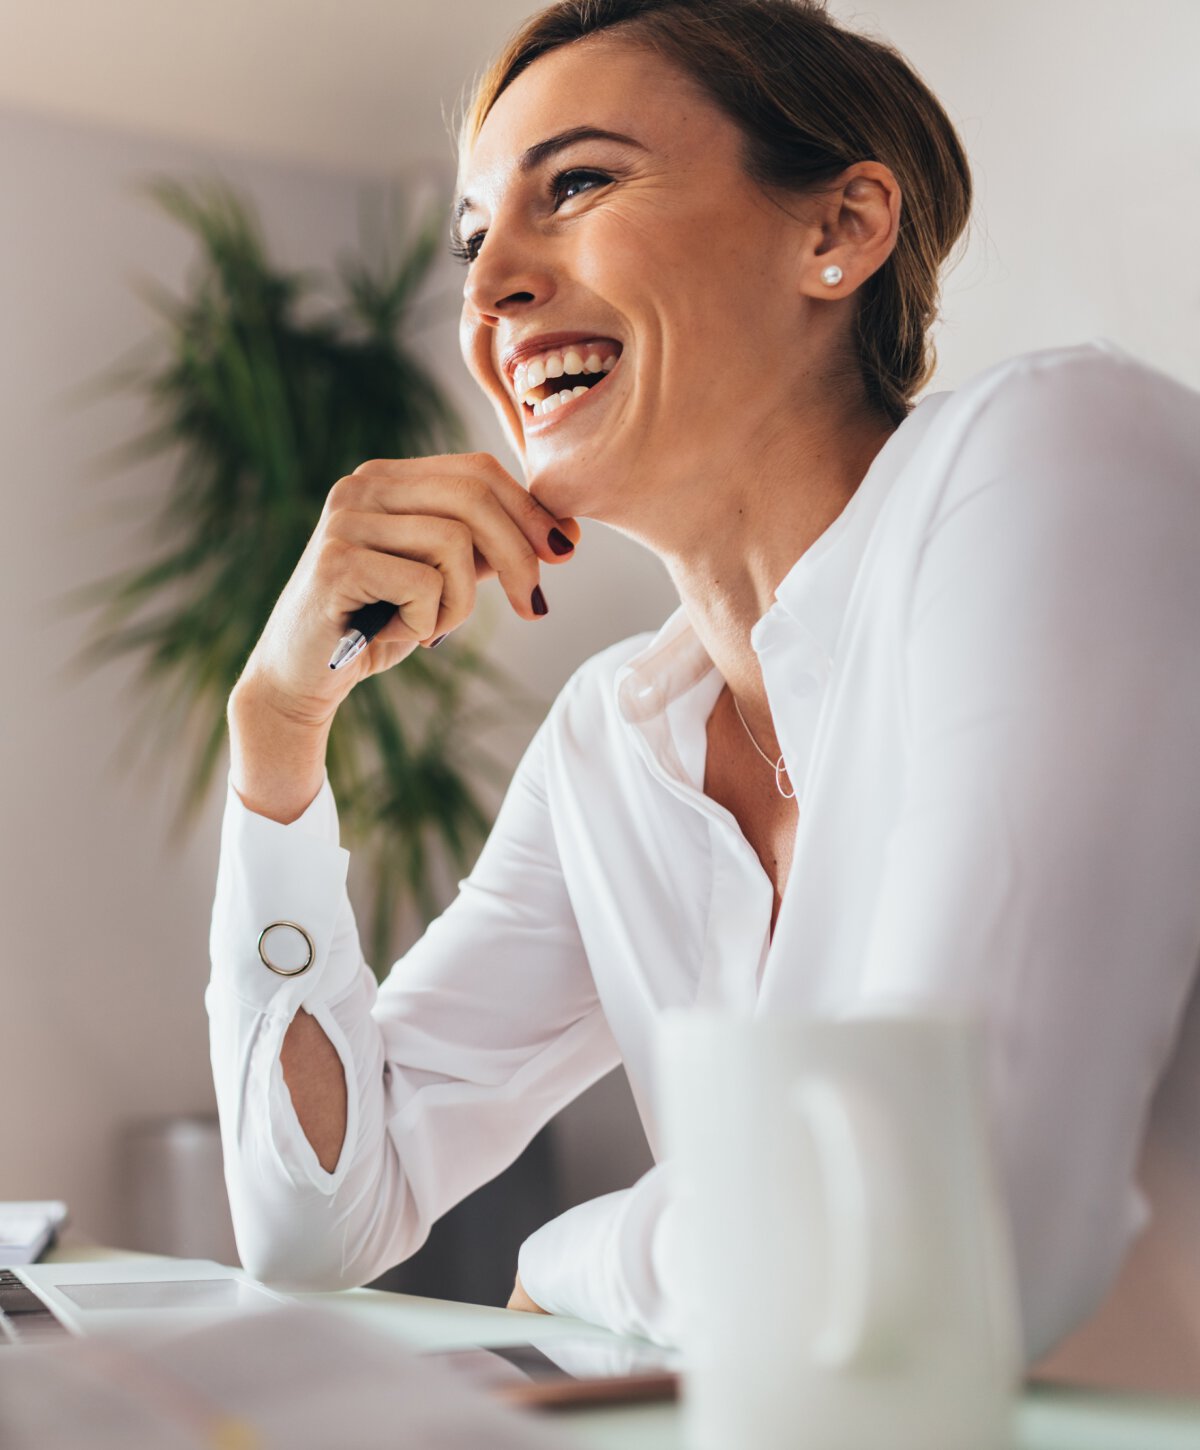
[456,36,822,527]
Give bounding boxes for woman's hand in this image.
[507,1272,549,1315]
[241,451,577,721]
[229,452,579,822]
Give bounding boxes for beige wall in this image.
[0,109,375,1240]
[0,103,671,1244]
[828,0,1200,392]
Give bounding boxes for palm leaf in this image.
[74,174,534,969]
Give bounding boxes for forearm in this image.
[517,1167,682,1344]
[226,665,348,1167]
[206,958,416,1291]
[228,677,332,825]
[208,771,401,1287]
[209,697,618,1293]
[280,1007,348,1173]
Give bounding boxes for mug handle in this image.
[791,1076,916,1370]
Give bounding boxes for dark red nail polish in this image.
[531,585,549,617]
[429,634,447,648]
[547,528,575,556]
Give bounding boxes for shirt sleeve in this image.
[517,1164,681,1346]
[206,704,622,1290]
[854,345,1200,1363]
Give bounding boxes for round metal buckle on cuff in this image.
[257,920,316,977]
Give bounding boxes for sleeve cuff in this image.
[209,774,358,1016]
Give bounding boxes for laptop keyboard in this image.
[0,1268,71,1345]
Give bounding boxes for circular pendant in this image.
[774,756,796,800]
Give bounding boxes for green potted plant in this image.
[77,175,529,969]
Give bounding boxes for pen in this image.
[328,599,398,670]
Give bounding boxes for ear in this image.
[801,161,902,298]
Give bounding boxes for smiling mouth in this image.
[513,340,622,420]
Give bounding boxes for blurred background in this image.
[1,0,1197,1387]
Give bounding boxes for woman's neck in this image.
[651,403,897,736]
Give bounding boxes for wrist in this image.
[229,667,338,735]
[228,677,333,825]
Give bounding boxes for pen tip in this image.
[328,632,367,672]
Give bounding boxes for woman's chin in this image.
[526,464,599,524]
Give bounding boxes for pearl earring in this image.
[820,265,843,287]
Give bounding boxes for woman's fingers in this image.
[549,514,583,551]
[320,540,447,645]
[327,464,556,623]
[335,454,573,622]
[328,512,478,639]
[329,475,538,623]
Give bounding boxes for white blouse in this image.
[207,341,1200,1361]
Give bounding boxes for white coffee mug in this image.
[657,1011,1021,1450]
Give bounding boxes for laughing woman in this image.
[208,0,1200,1363]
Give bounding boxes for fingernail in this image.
[428,634,447,648]
[547,528,574,556]
[531,585,548,617]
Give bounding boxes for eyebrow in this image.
[452,126,647,239]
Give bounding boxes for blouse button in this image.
[257,921,316,977]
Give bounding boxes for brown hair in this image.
[461,0,972,424]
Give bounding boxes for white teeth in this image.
[528,386,594,423]
[515,341,622,418]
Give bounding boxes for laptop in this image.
[0,1257,289,1346]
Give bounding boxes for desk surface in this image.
[48,1244,1200,1450]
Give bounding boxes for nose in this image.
[462,224,556,327]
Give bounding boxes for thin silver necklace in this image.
[730,691,796,800]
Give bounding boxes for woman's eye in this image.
[449,169,611,266]
[551,168,612,207]
[450,231,485,266]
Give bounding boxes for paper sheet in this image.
[0,1302,573,1449]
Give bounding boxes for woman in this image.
[208,0,1200,1360]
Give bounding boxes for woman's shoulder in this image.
[545,627,662,726]
[514,627,663,773]
[903,339,1200,523]
[955,336,1153,391]
[928,338,1198,447]
[557,629,661,702]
